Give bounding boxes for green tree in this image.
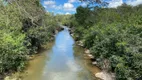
[0,0,57,75]
[73,4,142,79]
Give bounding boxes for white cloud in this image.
[43,0,76,11]
[65,12,71,15]
[68,0,77,3]
[44,1,55,5]
[107,0,142,8]
[43,0,63,10]
[126,0,142,6]
[43,0,56,8]
[64,3,74,9]
[43,0,77,14]
[108,0,123,8]
[81,2,88,7]
[43,5,47,8]
[63,3,76,11]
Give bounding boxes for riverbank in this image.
[4,43,101,80]
[4,39,113,80]
[76,41,115,80]
[74,45,101,80]
[4,42,54,80]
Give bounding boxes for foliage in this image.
[74,4,142,79]
[0,0,57,74]
[54,14,73,27]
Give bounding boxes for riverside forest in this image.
[0,0,142,80]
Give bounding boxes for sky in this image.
[40,0,142,15]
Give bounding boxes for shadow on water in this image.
[23,28,95,80]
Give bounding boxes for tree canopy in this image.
[73,4,142,80]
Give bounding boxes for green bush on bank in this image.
[74,4,142,79]
[0,0,56,74]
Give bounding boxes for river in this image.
[23,28,97,80]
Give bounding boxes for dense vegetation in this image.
[73,4,142,80]
[0,0,75,78]
[0,0,142,80]
[0,0,61,76]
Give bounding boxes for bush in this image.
[0,0,56,74]
[74,4,142,79]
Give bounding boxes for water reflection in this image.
[42,28,80,80]
[42,28,94,80]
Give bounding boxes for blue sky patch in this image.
[40,0,142,15]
